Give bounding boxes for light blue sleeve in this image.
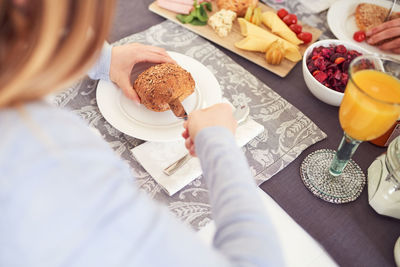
[0,104,283,267]
[87,42,112,81]
[196,126,284,266]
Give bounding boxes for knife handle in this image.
[163,153,192,176]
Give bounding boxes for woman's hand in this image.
[366,18,400,54]
[109,43,175,103]
[182,103,237,156]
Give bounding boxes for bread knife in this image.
[385,0,397,22]
[168,97,188,120]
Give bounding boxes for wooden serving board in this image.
[149,1,322,77]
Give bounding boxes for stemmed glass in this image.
[301,55,400,204]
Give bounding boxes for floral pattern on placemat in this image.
[54,20,326,230]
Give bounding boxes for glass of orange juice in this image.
[301,55,400,204]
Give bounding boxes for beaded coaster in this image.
[300,149,366,204]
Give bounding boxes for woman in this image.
[0,0,283,266]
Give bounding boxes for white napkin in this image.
[131,109,264,196]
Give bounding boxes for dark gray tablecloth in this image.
[109,1,400,266]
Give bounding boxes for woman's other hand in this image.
[182,103,237,156]
[366,18,400,54]
[109,43,175,103]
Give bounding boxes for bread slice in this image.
[133,63,195,112]
[355,3,400,31]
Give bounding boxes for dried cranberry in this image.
[313,46,323,53]
[314,71,328,83]
[321,48,333,58]
[312,51,321,58]
[333,69,342,80]
[307,63,317,73]
[342,73,348,83]
[314,57,326,70]
[335,45,347,54]
[330,53,342,62]
[341,61,350,73]
[307,44,362,92]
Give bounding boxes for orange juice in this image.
[339,70,400,141]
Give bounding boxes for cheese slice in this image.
[262,11,303,45]
[235,36,270,52]
[235,18,302,62]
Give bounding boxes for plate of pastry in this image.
[327,0,400,60]
[96,51,222,142]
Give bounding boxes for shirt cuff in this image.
[87,42,112,81]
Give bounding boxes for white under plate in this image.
[96,51,222,142]
[327,0,400,60]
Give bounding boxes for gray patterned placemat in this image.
[54,20,327,230]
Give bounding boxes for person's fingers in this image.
[189,145,196,157]
[366,18,400,37]
[141,45,174,61]
[379,37,400,51]
[185,137,192,150]
[183,120,188,129]
[182,128,189,139]
[392,47,400,54]
[134,52,175,65]
[140,46,175,63]
[118,76,140,103]
[136,44,167,55]
[367,28,400,45]
[128,43,172,58]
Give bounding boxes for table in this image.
[107,1,400,266]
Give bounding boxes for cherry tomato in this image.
[353,31,366,42]
[297,32,313,44]
[277,8,288,19]
[282,14,297,25]
[289,23,302,34]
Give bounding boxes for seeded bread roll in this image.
[133,63,195,112]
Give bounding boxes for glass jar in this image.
[367,136,400,219]
[370,120,400,147]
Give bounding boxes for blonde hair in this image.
[0,0,115,108]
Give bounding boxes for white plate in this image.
[395,236,400,267]
[96,51,222,142]
[327,0,400,60]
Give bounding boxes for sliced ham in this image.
[169,0,194,4]
[157,0,193,14]
[156,0,212,14]
[168,0,210,4]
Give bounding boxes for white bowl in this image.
[302,39,369,106]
